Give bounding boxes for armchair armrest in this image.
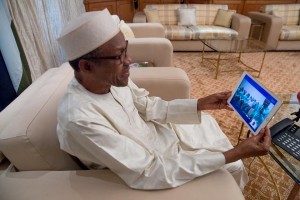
[133,11,147,23]
[128,23,165,38]
[231,14,251,39]
[248,12,283,50]
[127,38,173,67]
[130,67,191,100]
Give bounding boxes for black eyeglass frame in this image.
[82,40,128,64]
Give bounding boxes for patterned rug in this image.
[173,51,300,200]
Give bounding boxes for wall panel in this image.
[85,0,300,22]
[212,0,244,13]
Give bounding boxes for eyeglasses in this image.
[83,40,128,64]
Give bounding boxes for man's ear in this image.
[78,59,94,73]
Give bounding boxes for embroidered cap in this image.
[57,9,119,60]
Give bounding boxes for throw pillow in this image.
[177,8,196,26]
[213,9,236,28]
[119,20,135,39]
[144,9,161,23]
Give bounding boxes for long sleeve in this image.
[61,119,225,190]
[128,79,201,124]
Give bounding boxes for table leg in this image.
[215,52,221,79]
[258,156,282,200]
[287,183,299,200]
[237,122,244,145]
[250,25,254,39]
[202,43,205,63]
[257,51,266,78]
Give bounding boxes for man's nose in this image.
[123,53,132,65]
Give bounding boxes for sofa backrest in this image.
[261,4,300,25]
[188,4,228,25]
[145,4,187,25]
[0,63,81,171]
[145,4,228,26]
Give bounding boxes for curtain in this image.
[0,50,17,111]
[0,0,31,104]
[7,0,85,81]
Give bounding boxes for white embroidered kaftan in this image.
[57,78,248,190]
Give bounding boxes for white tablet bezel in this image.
[227,72,282,135]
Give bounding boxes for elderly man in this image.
[57,9,271,190]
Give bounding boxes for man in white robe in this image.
[57,9,271,191]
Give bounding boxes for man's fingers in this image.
[262,127,271,148]
[217,92,231,100]
[255,127,271,152]
[253,129,266,142]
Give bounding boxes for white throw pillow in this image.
[119,20,135,39]
[177,8,196,26]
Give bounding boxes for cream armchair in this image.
[113,15,173,67]
[0,21,244,200]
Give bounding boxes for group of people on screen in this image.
[232,86,272,129]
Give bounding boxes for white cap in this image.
[57,9,119,60]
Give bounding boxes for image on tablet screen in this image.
[229,75,277,132]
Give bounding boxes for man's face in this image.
[83,32,131,87]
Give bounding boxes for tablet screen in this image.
[228,72,282,135]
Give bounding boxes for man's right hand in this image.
[223,127,271,164]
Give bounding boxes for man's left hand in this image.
[197,91,233,111]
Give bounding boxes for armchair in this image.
[113,14,173,66]
[0,20,244,200]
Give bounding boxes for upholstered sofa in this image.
[133,4,251,51]
[248,4,300,50]
[0,22,244,199]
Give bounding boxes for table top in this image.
[201,38,271,53]
[268,93,300,184]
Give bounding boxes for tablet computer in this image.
[228,72,282,135]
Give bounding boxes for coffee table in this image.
[200,38,270,79]
[238,93,300,199]
[268,93,300,200]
